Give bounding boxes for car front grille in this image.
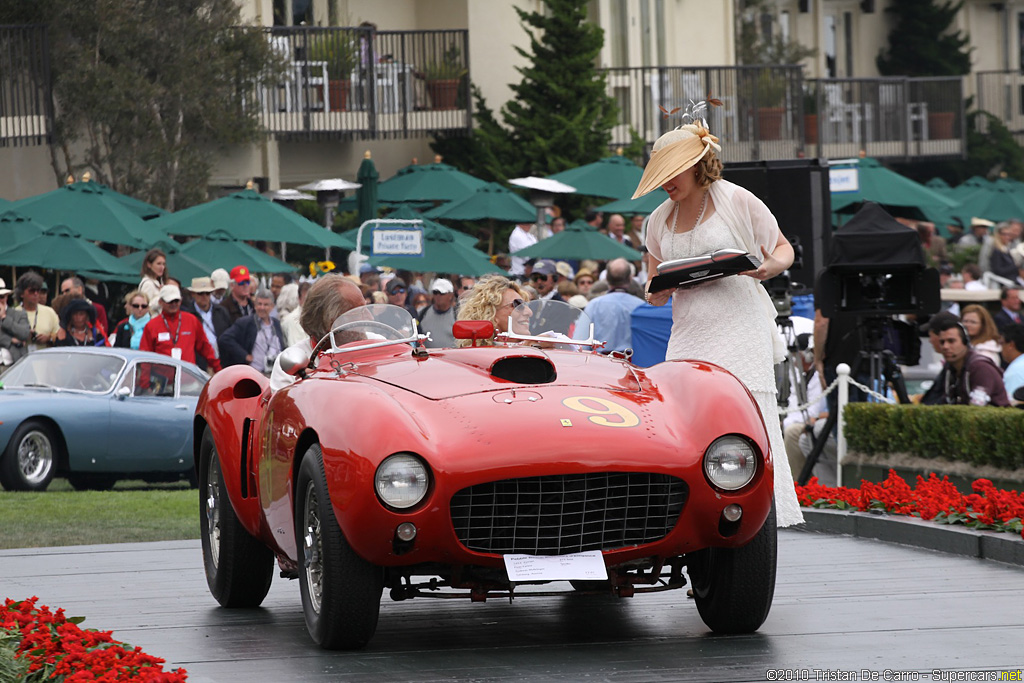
[450,472,688,555]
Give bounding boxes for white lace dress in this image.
[652,210,804,527]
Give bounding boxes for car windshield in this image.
[502,300,598,348]
[322,303,417,354]
[1,351,125,393]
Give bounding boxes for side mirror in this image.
[452,320,494,347]
[279,345,310,377]
[116,386,131,400]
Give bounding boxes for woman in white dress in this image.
[634,118,804,527]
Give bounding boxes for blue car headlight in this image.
[375,453,430,509]
[703,436,757,491]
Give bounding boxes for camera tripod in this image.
[796,317,909,485]
[775,316,809,412]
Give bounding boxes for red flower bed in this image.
[0,597,187,681]
[795,469,1024,540]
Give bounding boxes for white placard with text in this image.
[372,227,423,256]
[503,550,608,582]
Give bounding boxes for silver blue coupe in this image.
[0,347,208,491]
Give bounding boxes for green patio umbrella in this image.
[547,155,643,200]
[151,189,354,250]
[9,182,169,249]
[366,224,506,277]
[356,153,380,224]
[831,157,958,220]
[117,239,216,284]
[512,220,643,261]
[947,176,991,201]
[377,160,488,203]
[925,177,952,193]
[340,205,479,249]
[595,189,670,215]
[0,224,136,276]
[951,182,1024,225]
[424,183,536,222]
[0,211,48,250]
[178,230,294,274]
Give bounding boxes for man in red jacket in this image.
[140,284,221,372]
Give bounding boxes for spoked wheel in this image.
[0,420,57,491]
[688,501,777,634]
[296,443,382,650]
[198,429,274,607]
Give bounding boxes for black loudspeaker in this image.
[860,0,875,12]
[722,158,832,290]
[798,0,810,12]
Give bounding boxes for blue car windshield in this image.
[2,352,126,393]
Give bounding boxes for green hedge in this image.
[845,403,1024,470]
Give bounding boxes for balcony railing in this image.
[257,27,471,141]
[0,24,53,147]
[603,65,964,162]
[975,70,1024,142]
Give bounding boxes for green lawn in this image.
[0,480,199,549]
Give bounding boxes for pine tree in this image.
[432,0,636,182]
[877,0,971,76]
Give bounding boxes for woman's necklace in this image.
[671,189,708,255]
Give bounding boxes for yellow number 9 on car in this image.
[561,396,640,428]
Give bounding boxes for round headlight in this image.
[375,454,429,509]
[703,436,757,491]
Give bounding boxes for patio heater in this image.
[297,178,362,260]
[508,176,576,238]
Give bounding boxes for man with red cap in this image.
[140,284,221,372]
[218,265,254,325]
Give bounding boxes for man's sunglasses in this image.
[390,287,406,294]
[236,280,250,286]
[530,273,549,282]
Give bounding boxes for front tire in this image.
[688,501,777,634]
[198,429,274,607]
[296,443,382,649]
[0,420,57,491]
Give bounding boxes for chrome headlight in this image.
[375,454,430,509]
[703,436,757,491]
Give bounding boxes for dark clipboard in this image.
[649,248,761,293]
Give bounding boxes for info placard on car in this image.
[503,551,608,582]
[649,248,761,293]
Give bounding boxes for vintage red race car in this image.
[194,301,778,649]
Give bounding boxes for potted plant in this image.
[308,33,358,111]
[803,87,819,145]
[422,45,467,110]
[739,68,789,140]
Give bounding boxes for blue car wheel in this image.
[1,420,57,492]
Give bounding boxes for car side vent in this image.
[232,378,263,399]
[490,357,556,384]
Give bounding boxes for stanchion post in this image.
[836,362,850,488]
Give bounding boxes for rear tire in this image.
[199,429,274,607]
[0,420,57,491]
[688,501,777,634]
[296,443,382,649]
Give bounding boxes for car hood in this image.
[335,346,642,399]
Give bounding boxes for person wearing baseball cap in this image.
[0,277,31,366]
[210,268,230,304]
[140,284,221,372]
[219,265,255,325]
[418,278,456,348]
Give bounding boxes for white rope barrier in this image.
[777,363,897,488]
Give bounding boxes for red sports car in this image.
[194,302,777,649]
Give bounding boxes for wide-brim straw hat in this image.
[632,124,721,199]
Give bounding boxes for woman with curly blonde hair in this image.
[455,275,530,346]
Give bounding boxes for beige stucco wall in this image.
[0,145,59,201]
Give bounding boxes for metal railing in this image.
[975,70,1024,141]
[602,65,965,162]
[257,27,471,141]
[0,24,53,147]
